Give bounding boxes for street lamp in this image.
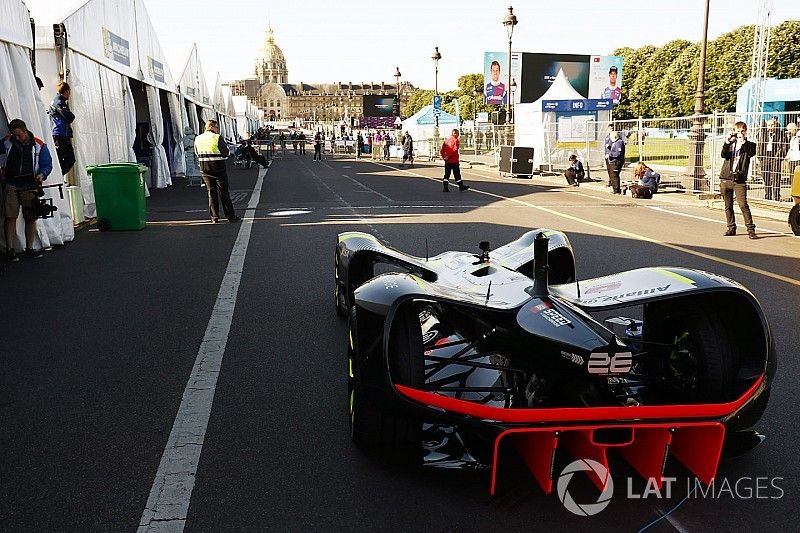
[473,84,481,121]
[510,78,517,123]
[502,6,518,125]
[685,0,710,192]
[394,66,401,99]
[432,46,442,153]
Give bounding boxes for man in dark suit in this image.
[757,117,786,201]
[719,121,757,239]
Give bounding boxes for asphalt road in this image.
[1,151,798,532]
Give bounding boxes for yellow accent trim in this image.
[348,357,353,378]
[349,331,354,350]
[339,232,378,243]
[655,269,695,286]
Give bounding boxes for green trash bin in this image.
[86,163,147,231]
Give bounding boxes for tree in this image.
[628,39,693,118]
[612,45,656,119]
[403,73,491,122]
[769,20,800,80]
[704,25,754,112]
[651,43,699,117]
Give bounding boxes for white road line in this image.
[340,173,393,203]
[644,205,790,235]
[369,161,800,287]
[138,166,268,532]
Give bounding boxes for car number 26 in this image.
[587,352,632,375]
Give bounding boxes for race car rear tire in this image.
[789,204,800,236]
[646,301,739,402]
[349,304,424,453]
[335,245,347,317]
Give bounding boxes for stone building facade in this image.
[224,24,412,124]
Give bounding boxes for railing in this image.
[504,111,797,203]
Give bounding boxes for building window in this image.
[276,101,281,107]
[269,100,274,107]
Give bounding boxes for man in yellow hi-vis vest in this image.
[195,120,239,223]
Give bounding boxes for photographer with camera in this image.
[719,121,757,239]
[0,119,53,261]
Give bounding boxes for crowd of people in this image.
[3,74,797,261]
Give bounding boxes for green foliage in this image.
[612,45,657,119]
[628,39,693,118]
[769,20,800,80]
[704,25,754,112]
[406,23,800,120]
[404,73,492,122]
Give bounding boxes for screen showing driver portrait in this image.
[483,52,508,106]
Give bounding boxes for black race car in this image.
[335,230,775,495]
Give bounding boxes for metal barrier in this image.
[486,112,798,203]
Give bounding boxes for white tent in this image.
[400,105,460,159]
[32,0,186,216]
[0,0,73,250]
[233,96,262,138]
[179,44,214,135]
[134,1,184,184]
[514,69,612,168]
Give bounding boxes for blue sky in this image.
[25,0,800,91]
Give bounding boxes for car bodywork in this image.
[336,230,775,495]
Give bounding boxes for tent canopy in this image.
[536,68,586,104]
[404,105,459,126]
[0,0,34,48]
[179,43,213,108]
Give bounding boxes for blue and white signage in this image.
[541,99,612,112]
[148,57,165,84]
[433,95,442,116]
[102,28,130,66]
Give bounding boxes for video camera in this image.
[16,183,64,219]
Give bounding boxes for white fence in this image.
[433,113,797,203]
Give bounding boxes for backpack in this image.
[629,184,653,199]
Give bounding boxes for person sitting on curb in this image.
[629,162,660,198]
[564,154,585,187]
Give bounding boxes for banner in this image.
[541,99,613,112]
[483,52,508,106]
[589,55,624,105]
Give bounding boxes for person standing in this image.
[356,132,364,159]
[603,125,614,188]
[298,130,306,155]
[0,119,53,260]
[313,130,323,161]
[719,121,757,239]
[383,133,391,161]
[183,126,202,186]
[48,81,75,176]
[195,120,239,223]
[785,122,800,180]
[400,132,414,168]
[607,131,625,194]
[758,117,785,201]
[440,129,469,192]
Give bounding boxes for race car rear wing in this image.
[550,266,755,311]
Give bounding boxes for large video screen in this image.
[363,95,396,117]
[519,53,590,103]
